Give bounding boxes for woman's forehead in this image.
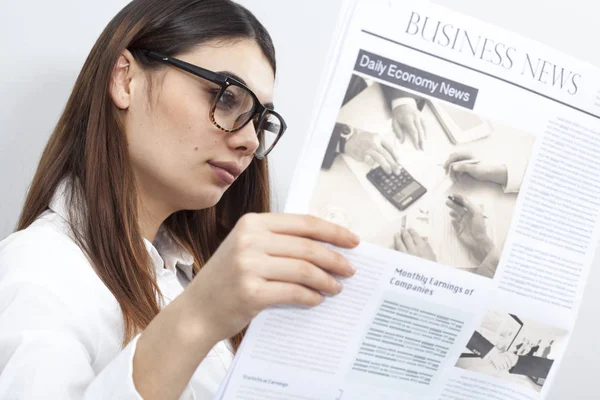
[182,39,275,105]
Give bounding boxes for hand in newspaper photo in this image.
[445,151,509,186]
[446,194,496,263]
[343,126,402,175]
[391,99,427,151]
[457,311,563,393]
[393,228,437,261]
[484,347,519,372]
[392,193,501,276]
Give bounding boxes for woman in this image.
[0,1,359,399]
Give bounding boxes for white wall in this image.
[0,1,598,398]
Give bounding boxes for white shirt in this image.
[0,181,233,399]
[502,154,529,194]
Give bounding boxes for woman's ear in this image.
[110,49,136,110]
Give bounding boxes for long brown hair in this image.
[17,0,276,352]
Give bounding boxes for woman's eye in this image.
[217,91,239,110]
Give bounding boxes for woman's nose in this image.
[227,121,260,156]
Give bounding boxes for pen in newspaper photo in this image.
[448,194,488,219]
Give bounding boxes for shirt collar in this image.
[48,178,195,281]
[152,226,195,281]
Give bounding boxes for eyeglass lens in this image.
[255,112,282,157]
[213,85,255,130]
[213,85,282,157]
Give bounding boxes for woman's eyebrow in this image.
[218,70,247,85]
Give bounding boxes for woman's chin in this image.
[180,187,226,211]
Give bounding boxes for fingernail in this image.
[351,231,360,244]
[347,263,357,276]
[335,280,344,294]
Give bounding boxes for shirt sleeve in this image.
[380,84,423,112]
[391,97,418,110]
[476,246,501,278]
[321,122,348,170]
[0,282,147,400]
[501,150,531,194]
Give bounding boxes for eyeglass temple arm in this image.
[144,51,227,85]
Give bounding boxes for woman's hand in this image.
[444,151,508,186]
[133,214,358,400]
[345,128,401,175]
[183,213,360,344]
[394,228,437,262]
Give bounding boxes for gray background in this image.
[0,0,597,398]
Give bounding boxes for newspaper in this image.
[216,0,600,398]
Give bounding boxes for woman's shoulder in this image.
[1,210,88,273]
[0,211,127,367]
[0,210,116,310]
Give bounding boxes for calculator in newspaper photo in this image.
[366,166,427,211]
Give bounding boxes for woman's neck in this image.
[137,197,172,243]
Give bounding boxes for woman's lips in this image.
[208,161,241,185]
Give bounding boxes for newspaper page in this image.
[216,0,600,399]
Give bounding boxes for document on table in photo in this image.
[429,99,493,144]
[401,194,496,271]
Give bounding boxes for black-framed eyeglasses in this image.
[143,50,287,159]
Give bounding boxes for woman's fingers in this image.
[262,257,343,296]
[265,232,355,278]
[256,213,360,249]
[259,281,325,309]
